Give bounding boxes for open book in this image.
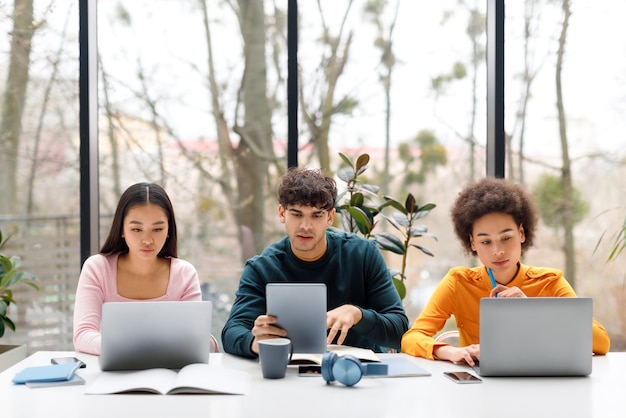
[85,364,250,395]
[290,344,380,365]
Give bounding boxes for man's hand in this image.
[250,314,288,355]
[434,344,480,367]
[326,304,363,346]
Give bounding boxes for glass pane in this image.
[0,1,80,352]
[3,0,622,355]
[504,1,625,350]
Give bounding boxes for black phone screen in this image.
[443,371,481,383]
[51,357,86,368]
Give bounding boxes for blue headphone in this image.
[321,351,388,387]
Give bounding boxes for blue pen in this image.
[487,268,498,298]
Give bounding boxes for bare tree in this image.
[25,5,74,215]
[555,0,577,288]
[99,57,122,198]
[0,0,35,214]
[215,0,277,254]
[364,0,400,197]
[300,0,356,174]
[507,0,543,184]
[431,2,485,182]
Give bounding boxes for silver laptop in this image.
[100,301,212,371]
[476,297,592,377]
[266,283,327,353]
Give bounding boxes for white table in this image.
[1,351,624,418]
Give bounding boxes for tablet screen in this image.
[266,283,327,354]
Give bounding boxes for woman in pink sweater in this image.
[73,182,202,355]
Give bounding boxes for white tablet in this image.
[265,283,327,354]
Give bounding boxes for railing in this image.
[1,215,81,352]
[0,215,244,354]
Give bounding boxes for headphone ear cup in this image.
[331,354,363,387]
[321,351,337,383]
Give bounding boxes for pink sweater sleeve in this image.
[73,255,203,355]
[73,254,115,355]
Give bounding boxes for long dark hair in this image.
[100,182,178,257]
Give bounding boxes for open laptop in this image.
[475,297,592,377]
[100,301,212,371]
[266,283,327,353]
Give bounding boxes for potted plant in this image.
[0,227,39,371]
[335,153,437,300]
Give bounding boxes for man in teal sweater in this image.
[222,168,408,359]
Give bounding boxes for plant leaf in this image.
[346,207,373,234]
[392,213,411,228]
[405,194,417,213]
[375,232,406,254]
[382,196,407,214]
[338,152,354,169]
[409,243,435,257]
[350,192,364,207]
[355,154,370,172]
[392,277,407,300]
[337,168,354,183]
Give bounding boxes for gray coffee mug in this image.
[258,338,293,379]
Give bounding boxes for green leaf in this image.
[375,232,406,254]
[381,214,403,234]
[381,196,407,214]
[392,277,407,301]
[1,289,14,304]
[361,184,380,195]
[409,225,428,236]
[338,152,354,169]
[409,243,435,257]
[392,213,411,228]
[350,192,364,207]
[346,207,373,234]
[414,203,437,219]
[356,165,369,176]
[405,194,417,213]
[337,168,355,183]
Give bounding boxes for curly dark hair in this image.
[450,177,539,256]
[278,167,337,211]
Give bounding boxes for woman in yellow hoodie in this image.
[401,177,610,365]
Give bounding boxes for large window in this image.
[1,1,624,353]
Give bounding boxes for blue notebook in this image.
[12,362,82,384]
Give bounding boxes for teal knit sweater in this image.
[222,229,409,358]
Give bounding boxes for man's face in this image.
[278,204,335,262]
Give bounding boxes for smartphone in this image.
[298,365,322,376]
[51,357,86,368]
[443,371,481,384]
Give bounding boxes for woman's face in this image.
[121,204,169,260]
[470,212,525,283]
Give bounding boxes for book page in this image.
[169,364,250,395]
[290,345,380,365]
[85,369,177,395]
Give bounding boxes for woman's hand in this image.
[490,284,527,298]
[434,344,480,367]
